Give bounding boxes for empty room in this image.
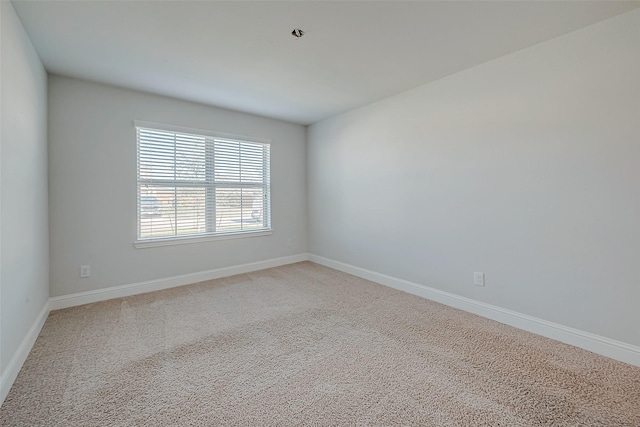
[1,0,639,425]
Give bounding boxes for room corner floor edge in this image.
[307,254,640,368]
[0,301,50,406]
[2,252,639,406]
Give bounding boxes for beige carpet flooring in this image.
[1,262,639,426]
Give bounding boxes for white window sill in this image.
[134,229,273,249]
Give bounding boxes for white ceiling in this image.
[12,1,640,125]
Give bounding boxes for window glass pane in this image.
[214,140,240,182]
[175,134,206,181]
[138,129,176,180]
[239,143,266,183]
[248,188,267,229]
[214,140,266,184]
[175,187,207,235]
[216,188,265,232]
[139,186,175,239]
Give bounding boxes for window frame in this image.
[133,120,272,249]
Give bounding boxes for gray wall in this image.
[0,1,49,372]
[48,76,307,297]
[308,10,640,346]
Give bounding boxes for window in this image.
[135,121,271,246]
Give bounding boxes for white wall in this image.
[0,1,49,371]
[308,10,640,347]
[48,76,307,297]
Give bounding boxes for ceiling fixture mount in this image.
[291,28,305,38]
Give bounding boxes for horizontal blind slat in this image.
[137,126,270,240]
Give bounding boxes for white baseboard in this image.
[0,301,50,405]
[308,254,640,367]
[1,254,310,406]
[4,252,636,410]
[50,253,310,311]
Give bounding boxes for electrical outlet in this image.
[474,272,485,287]
[286,238,293,247]
[80,265,91,278]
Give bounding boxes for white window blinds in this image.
[136,124,271,241]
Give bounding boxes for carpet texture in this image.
[2,262,639,426]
